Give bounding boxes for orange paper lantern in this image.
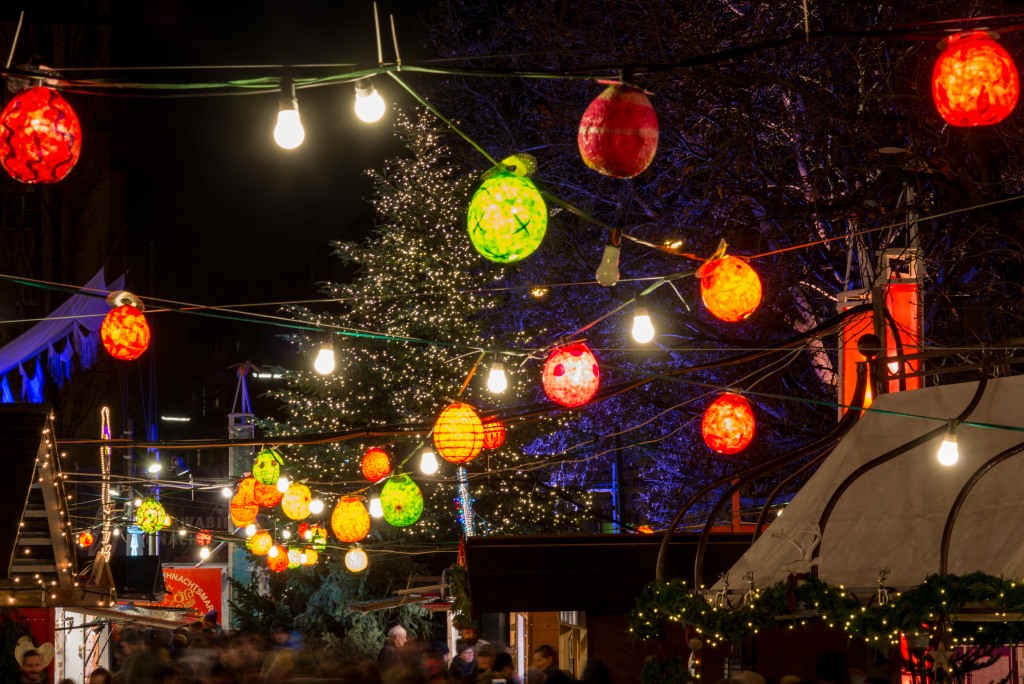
[266,545,288,572]
[933,31,1019,127]
[253,481,284,508]
[361,447,392,483]
[303,548,319,565]
[281,482,312,520]
[542,343,600,408]
[331,496,371,543]
[577,83,659,178]
[482,416,506,450]
[433,402,485,464]
[101,304,151,361]
[78,531,94,547]
[249,530,274,556]
[230,494,259,528]
[702,393,756,455]
[699,255,762,323]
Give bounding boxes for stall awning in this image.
[81,604,200,630]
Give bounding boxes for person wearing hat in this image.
[202,610,223,637]
[15,637,54,684]
[420,641,450,684]
[474,643,497,684]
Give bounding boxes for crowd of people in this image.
[15,616,608,684]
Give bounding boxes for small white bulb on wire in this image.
[199,547,211,560]
[245,524,257,537]
[487,358,507,394]
[420,446,439,475]
[369,495,383,518]
[937,420,959,466]
[314,339,336,375]
[596,244,620,287]
[354,79,386,123]
[274,78,305,149]
[277,475,290,493]
[221,486,233,498]
[632,305,655,343]
[309,498,324,515]
[268,545,279,558]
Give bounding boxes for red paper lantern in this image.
[699,255,762,323]
[702,393,756,455]
[433,402,485,464]
[361,447,392,483]
[482,417,506,450]
[266,545,288,572]
[196,530,213,546]
[78,531,94,547]
[0,86,81,184]
[331,496,371,543]
[101,304,151,361]
[933,31,1019,127]
[542,343,600,408]
[577,83,658,178]
[249,530,274,556]
[253,481,284,508]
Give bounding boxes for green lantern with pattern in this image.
[380,474,424,527]
[467,165,547,264]
[135,497,168,534]
[252,448,284,486]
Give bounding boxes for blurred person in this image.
[474,643,497,684]
[579,660,612,684]
[419,646,448,684]
[89,669,113,684]
[378,625,408,671]
[19,651,45,684]
[531,646,571,684]
[428,641,450,665]
[490,652,518,684]
[449,639,477,684]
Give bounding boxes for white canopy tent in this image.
[715,375,1024,592]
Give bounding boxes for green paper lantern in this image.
[467,171,547,263]
[252,448,284,486]
[287,546,303,569]
[380,474,424,527]
[135,497,167,534]
[310,523,327,551]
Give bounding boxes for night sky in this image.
[103,2,430,411]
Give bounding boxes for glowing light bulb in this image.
[245,524,257,537]
[277,476,290,493]
[487,360,507,394]
[596,244,620,287]
[938,421,959,466]
[268,545,279,558]
[309,498,324,515]
[420,447,439,475]
[147,462,162,474]
[221,486,233,498]
[369,495,383,518]
[303,528,313,541]
[632,305,655,343]
[274,79,304,149]
[282,529,292,540]
[314,340,335,375]
[199,547,211,560]
[354,79,386,123]
[134,498,142,507]
[178,528,186,537]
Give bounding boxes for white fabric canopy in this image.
[716,375,1024,591]
[0,269,123,399]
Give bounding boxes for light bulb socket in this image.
[355,79,376,98]
[279,77,298,111]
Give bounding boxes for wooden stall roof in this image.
[465,533,750,614]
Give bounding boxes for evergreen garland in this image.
[630,572,1024,647]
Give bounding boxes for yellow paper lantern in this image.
[303,548,319,565]
[331,496,371,543]
[249,530,274,556]
[281,482,312,521]
[433,402,484,464]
